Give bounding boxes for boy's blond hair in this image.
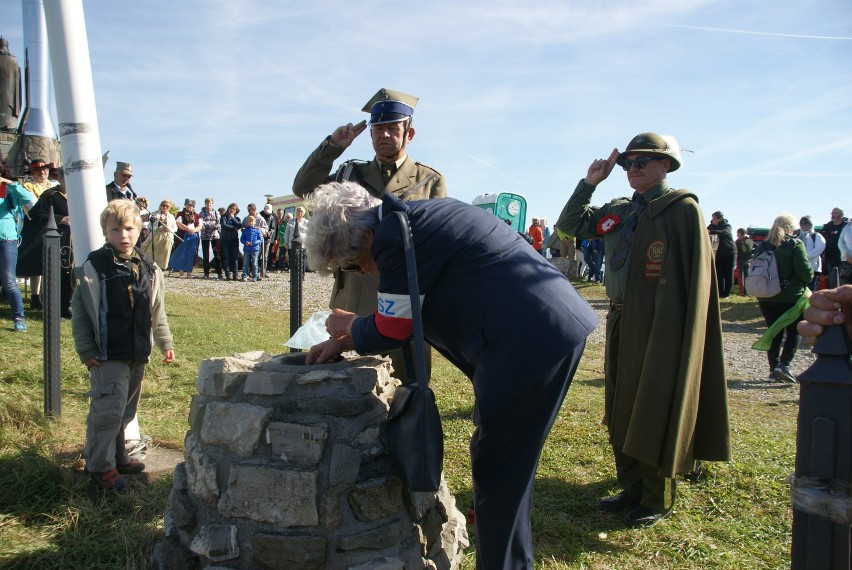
[100,200,142,233]
[245,214,256,224]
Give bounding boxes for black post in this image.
[791,325,852,569]
[826,266,839,289]
[42,207,62,417]
[289,248,304,352]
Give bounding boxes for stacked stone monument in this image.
[154,351,468,570]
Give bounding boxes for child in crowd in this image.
[240,215,263,282]
[72,200,175,491]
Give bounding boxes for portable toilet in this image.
[472,192,527,233]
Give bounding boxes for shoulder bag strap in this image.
[399,172,437,201]
[393,211,428,389]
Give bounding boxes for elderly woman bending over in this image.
[305,181,598,569]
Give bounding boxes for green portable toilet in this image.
[472,192,527,232]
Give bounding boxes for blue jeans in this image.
[243,250,259,279]
[0,239,24,320]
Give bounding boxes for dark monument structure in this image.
[0,33,61,177]
[0,36,22,132]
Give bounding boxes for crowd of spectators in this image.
[1,157,306,333]
[142,197,300,282]
[94,162,304,283]
[713,206,848,296]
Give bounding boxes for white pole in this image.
[42,0,106,258]
[43,0,144,452]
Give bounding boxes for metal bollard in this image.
[42,207,62,417]
[289,248,304,352]
[790,324,852,569]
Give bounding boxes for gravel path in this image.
[164,272,809,403]
[162,269,336,314]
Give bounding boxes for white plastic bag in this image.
[284,310,331,349]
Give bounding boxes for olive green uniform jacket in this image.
[292,136,447,315]
[558,180,731,477]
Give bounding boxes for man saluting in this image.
[292,88,446,380]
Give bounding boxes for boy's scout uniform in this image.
[292,89,446,378]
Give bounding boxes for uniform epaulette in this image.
[414,162,443,175]
[608,196,631,206]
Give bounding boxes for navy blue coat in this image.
[352,194,599,421]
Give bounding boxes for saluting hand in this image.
[585,148,619,187]
[330,120,367,149]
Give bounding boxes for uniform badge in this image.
[644,240,665,279]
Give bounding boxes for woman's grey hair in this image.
[305,181,381,275]
[768,213,796,246]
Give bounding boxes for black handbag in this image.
[384,211,444,492]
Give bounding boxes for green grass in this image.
[0,286,796,569]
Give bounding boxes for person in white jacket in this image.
[798,216,825,290]
[838,218,852,286]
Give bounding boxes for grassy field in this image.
[0,282,797,569]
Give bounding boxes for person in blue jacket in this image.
[1,169,37,331]
[306,181,599,569]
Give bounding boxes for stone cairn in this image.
[154,351,469,570]
[550,257,579,280]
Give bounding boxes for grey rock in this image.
[189,523,239,562]
[196,356,255,396]
[218,465,318,526]
[348,478,403,522]
[329,444,361,485]
[200,402,271,457]
[184,434,219,507]
[244,370,295,395]
[348,556,406,570]
[337,519,401,551]
[251,534,327,570]
[267,422,327,465]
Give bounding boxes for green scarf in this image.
[752,294,811,351]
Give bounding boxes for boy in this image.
[240,214,263,282]
[72,200,175,490]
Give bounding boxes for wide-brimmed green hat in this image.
[616,132,682,172]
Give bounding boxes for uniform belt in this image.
[609,302,624,312]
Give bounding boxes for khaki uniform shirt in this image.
[292,136,447,316]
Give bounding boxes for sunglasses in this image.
[621,157,662,171]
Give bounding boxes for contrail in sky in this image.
[668,24,852,41]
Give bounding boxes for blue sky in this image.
[1,0,850,234]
